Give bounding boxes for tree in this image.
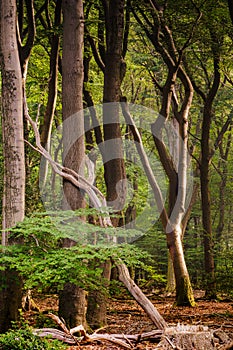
[0,0,25,332]
[85,0,128,327]
[39,0,62,190]
[182,1,232,298]
[102,0,127,223]
[58,0,87,329]
[130,0,197,305]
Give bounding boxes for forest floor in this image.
[24,290,233,349]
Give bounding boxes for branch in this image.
[34,324,163,348]
[85,29,105,72]
[210,112,233,159]
[115,261,167,330]
[122,0,131,58]
[23,95,112,227]
[34,325,133,349]
[20,0,36,66]
[120,97,168,229]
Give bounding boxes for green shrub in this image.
[0,327,66,350]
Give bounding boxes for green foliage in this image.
[0,325,66,350]
[134,224,167,276]
[216,249,233,297]
[0,212,150,293]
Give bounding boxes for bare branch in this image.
[23,95,112,227]
[85,29,105,72]
[120,97,168,229]
[210,112,233,159]
[116,261,167,330]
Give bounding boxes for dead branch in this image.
[33,312,232,349]
[33,321,163,348]
[120,97,168,229]
[116,261,167,330]
[47,313,82,345]
[33,327,133,349]
[23,95,112,227]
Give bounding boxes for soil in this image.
[24,290,233,349]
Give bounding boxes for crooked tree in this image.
[131,0,197,306]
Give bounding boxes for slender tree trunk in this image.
[0,0,25,332]
[199,53,220,299]
[200,108,216,298]
[59,0,87,329]
[216,132,231,244]
[200,134,216,297]
[166,254,176,294]
[40,0,62,190]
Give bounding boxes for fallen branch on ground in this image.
[115,260,167,330]
[33,318,162,349]
[33,312,233,349]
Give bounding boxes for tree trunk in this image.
[103,0,127,225]
[62,0,85,211]
[59,0,87,328]
[59,283,87,329]
[200,58,220,299]
[87,260,111,329]
[216,133,231,244]
[166,227,195,306]
[0,0,25,332]
[200,138,216,298]
[0,270,23,333]
[86,0,127,329]
[0,0,25,237]
[166,254,176,294]
[40,0,62,190]
[116,262,167,330]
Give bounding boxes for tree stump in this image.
[156,325,216,349]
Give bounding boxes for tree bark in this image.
[59,0,87,329]
[166,227,195,306]
[0,0,25,332]
[87,260,112,329]
[59,283,87,329]
[62,0,85,211]
[0,0,25,236]
[103,0,127,225]
[200,107,217,298]
[200,54,220,299]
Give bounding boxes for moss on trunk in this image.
[176,275,196,307]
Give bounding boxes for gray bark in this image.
[0,0,25,332]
